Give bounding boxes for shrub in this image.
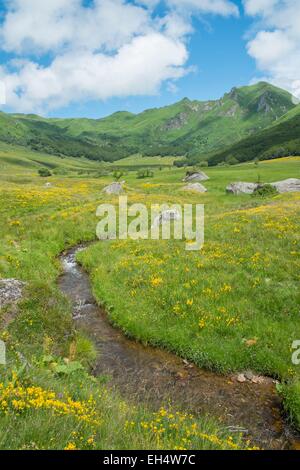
[217,162,228,167]
[137,169,154,179]
[173,159,188,168]
[226,157,239,166]
[38,168,52,177]
[252,184,278,198]
[112,170,124,181]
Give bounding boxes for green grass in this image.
[0,152,299,448]
[78,157,300,428]
[112,155,180,168]
[0,141,108,179]
[0,155,259,450]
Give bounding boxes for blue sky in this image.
[0,1,299,118]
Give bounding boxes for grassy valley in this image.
[1,0,300,454]
[0,82,297,166]
[0,144,300,449]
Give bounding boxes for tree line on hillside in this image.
[207,114,300,166]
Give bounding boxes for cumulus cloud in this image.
[166,0,239,16]
[1,33,188,111]
[0,0,238,112]
[243,0,279,15]
[244,0,300,98]
[1,0,150,54]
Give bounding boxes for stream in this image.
[58,244,299,450]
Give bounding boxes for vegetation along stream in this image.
[59,244,300,450]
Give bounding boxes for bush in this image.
[226,157,239,166]
[252,184,278,198]
[38,168,52,177]
[136,169,154,179]
[173,159,188,168]
[113,170,124,181]
[217,162,228,167]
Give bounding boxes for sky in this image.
[0,0,299,118]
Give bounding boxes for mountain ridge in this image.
[207,104,300,166]
[0,81,298,164]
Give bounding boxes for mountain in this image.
[0,111,133,162]
[207,104,300,166]
[0,82,297,164]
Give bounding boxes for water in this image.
[58,245,299,450]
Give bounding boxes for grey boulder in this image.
[0,279,26,309]
[183,183,207,193]
[183,172,209,182]
[271,178,300,194]
[226,182,258,195]
[103,182,125,195]
[152,209,181,228]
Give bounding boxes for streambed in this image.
[59,244,299,450]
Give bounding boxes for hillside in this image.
[207,104,300,166]
[0,141,107,179]
[49,82,295,154]
[0,82,295,164]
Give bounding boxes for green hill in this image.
[207,104,300,166]
[0,82,296,163]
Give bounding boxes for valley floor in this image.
[0,152,299,449]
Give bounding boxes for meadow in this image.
[0,146,299,449]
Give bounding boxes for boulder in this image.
[271,178,300,194]
[183,172,209,183]
[226,182,258,195]
[183,183,207,193]
[152,209,181,228]
[0,279,26,309]
[237,374,246,383]
[103,182,125,195]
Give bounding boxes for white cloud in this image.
[243,0,279,16]
[247,30,294,67]
[244,0,300,98]
[1,33,188,112]
[1,0,150,54]
[0,0,238,112]
[166,0,239,16]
